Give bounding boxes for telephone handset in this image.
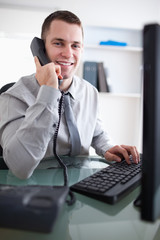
[30,37,50,66]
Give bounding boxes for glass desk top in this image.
[0,156,160,240]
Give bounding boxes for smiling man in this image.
[0,10,139,179]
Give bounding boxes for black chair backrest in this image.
[0,82,15,165]
[0,82,15,95]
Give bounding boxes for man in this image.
[0,10,139,179]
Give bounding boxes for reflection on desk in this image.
[0,156,160,240]
[0,156,108,186]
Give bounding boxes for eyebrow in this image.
[51,38,82,45]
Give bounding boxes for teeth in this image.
[58,62,71,66]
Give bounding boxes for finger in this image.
[133,147,140,163]
[136,149,140,163]
[117,146,131,164]
[104,151,121,162]
[109,145,130,164]
[121,145,139,164]
[55,65,63,79]
[58,74,63,80]
[34,56,41,69]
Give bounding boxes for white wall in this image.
[0,7,50,86]
[99,93,142,150]
[0,0,160,29]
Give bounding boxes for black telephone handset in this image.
[30,37,50,66]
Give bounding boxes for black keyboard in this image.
[71,158,142,204]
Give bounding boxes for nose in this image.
[61,45,73,58]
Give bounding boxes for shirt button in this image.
[53,123,56,128]
[57,98,60,102]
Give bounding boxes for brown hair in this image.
[41,10,83,41]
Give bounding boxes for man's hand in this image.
[104,145,140,164]
[34,56,62,89]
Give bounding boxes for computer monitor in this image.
[141,23,160,221]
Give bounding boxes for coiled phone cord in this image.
[53,91,69,186]
[53,91,76,205]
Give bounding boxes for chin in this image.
[62,72,74,80]
[62,69,76,80]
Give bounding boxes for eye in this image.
[54,42,62,46]
[72,44,81,49]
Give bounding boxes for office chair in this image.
[0,82,15,95]
[0,82,15,168]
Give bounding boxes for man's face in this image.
[45,20,83,80]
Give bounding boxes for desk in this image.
[0,156,160,240]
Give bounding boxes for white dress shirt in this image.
[0,74,113,179]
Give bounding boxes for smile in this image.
[56,61,74,66]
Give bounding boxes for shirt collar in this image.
[65,76,77,100]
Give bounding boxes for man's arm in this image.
[0,56,63,179]
[91,117,114,156]
[0,84,61,179]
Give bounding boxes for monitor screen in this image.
[141,23,160,221]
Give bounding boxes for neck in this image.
[59,77,73,92]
